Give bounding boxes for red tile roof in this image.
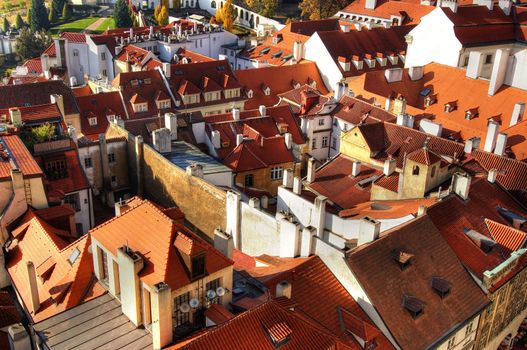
[347,215,489,350]
[76,91,127,141]
[333,95,397,125]
[176,299,356,350]
[235,62,329,110]
[173,48,214,64]
[0,291,22,329]
[485,218,527,256]
[223,137,294,172]
[6,210,103,322]
[339,0,434,25]
[89,198,233,290]
[115,44,152,67]
[406,147,442,165]
[204,304,235,325]
[0,103,62,125]
[0,135,43,180]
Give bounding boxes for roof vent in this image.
[431,277,451,298]
[392,249,413,270]
[465,108,479,120]
[402,295,423,319]
[464,228,497,253]
[261,318,293,348]
[444,101,457,113]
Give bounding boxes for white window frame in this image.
[270,167,283,180]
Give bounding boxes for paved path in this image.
[83,17,107,33]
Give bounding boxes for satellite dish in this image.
[179,302,190,313]
[216,287,226,297]
[189,298,200,308]
[206,289,216,299]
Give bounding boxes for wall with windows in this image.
[234,161,299,196]
[304,114,333,161]
[64,188,92,234]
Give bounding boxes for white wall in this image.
[304,33,342,92]
[239,201,280,256]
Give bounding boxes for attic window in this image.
[261,319,292,348]
[191,253,206,280]
[431,277,451,298]
[271,51,283,58]
[260,47,271,55]
[216,66,226,72]
[464,228,497,253]
[465,108,478,120]
[444,101,457,113]
[496,206,526,229]
[392,250,413,270]
[402,295,424,319]
[88,117,98,126]
[68,247,81,265]
[424,95,436,107]
[281,54,294,62]
[419,88,431,97]
[131,79,139,86]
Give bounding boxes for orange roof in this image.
[485,218,527,256]
[407,147,443,165]
[6,210,103,322]
[339,0,434,25]
[204,303,235,325]
[89,198,233,290]
[115,44,151,66]
[173,48,214,64]
[0,135,43,180]
[236,62,329,110]
[76,91,127,141]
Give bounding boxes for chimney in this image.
[384,68,403,83]
[396,114,414,128]
[487,168,498,183]
[494,132,507,156]
[41,54,50,72]
[115,198,126,217]
[282,168,294,188]
[276,280,292,299]
[50,94,65,118]
[164,113,178,140]
[341,24,351,33]
[149,25,154,38]
[214,227,233,259]
[68,125,77,144]
[483,120,500,152]
[488,48,510,96]
[8,324,31,350]
[115,45,123,56]
[236,134,244,146]
[9,108,21,125]
[293,41,303,62]
[249,197,260,208]
[358,217,381,245]
[117,246,144,326]
[259,105,266,116]
[480,0,493,10]
[464,137,477,153]
[152,128,171,153]
[211,130,221,149]
[129,27,134,40]
[408,66,424,81]
[510,102,525,127]
[417,205,427,217]
[26,261,40,313]
[162,62,171,78]
[392,96,407,116]
[334,82,348,101]
[352,161,361,177]
[186,163,204,178]
[261,195,269,209]
[293,176,302,194]
[232,108,240,120]
[383,159,396,176]
[338,56,351,72]
[365,0,377,9]
[499,0,512,15]
[451,172,471,200]
[307,158,316,183]
[284,132,292,150]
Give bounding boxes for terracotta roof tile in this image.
[0,135,43,180]
[76,91,127,141]
[485,218,527,256]
[0,291,22,328]
[339,0,434,25]
[406,147,442,165]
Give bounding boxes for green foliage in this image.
[1,17,10,34]
[15,14,25,29]
[299,0,351,20]
[32,123,56,143]
[113,0,133,28]
[49,4,59,23]
[29,0,50,31]
[246,0,278,17]
[15,28,53,60]
[62,3,72,19]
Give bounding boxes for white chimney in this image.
[284,132,292,149]
[162,62,171,78]
[293,176,302,194]
[451,172,471,200]
[483,120,500,152]
[9,108,22,125]
[365,0,377,9]
[259,105,266,116]
[419,119,443,137]
[236,134,244,146]
[152,128,171,153]
[480,0,493,10]
[499,0,512,15]
[487,168,498,183]
[293,41,303,62]
[129,27,134,40]
[282,168,294,188]
[211,130,221,149]
[276,280,292,299]
[352,161,361,177]
[164,113,178,140]
[341,24,351,33]
[417,205,427,217]
[232,108,240,120]
[306,158,316,183]
[41,54,50,72]
[261,195,269,209]
[510,102,525,127]
[149,25,154,38]
[68,125,77,144]
[249,197,260,209]
[408,66,424,81]
[358,217,381,245]
[383,159,396,176]
[494,132,508,156]
[186,163,204,178]
[214,227,233,260]
[27,261,40,313]
[384,68,403,83]
[50,94,65,118]
[334,82,348,101]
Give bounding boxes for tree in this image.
[61,2,72,20]
[15,14,25,29]
[158,5,169,25]
[1,17,10,34]
[299,0,350,20]
[32,123,56,143]
[113,0,133,28]
[15,28,52,60]
[49,3,58,23]
[246,0,278,17]
[154,3,161,22]
[29,0,49,31]
[215,0,236,30]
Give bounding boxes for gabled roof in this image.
[6,210,103,322]
[338,0,434,25]
[347,215,489,350]
[333,95,397,125]
[0,134,43,180]
[76,91,127,141]
[89,198,233,290]
[0,103,62,125]
[223,137,294,172]
[406,147,442,165]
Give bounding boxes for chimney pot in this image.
[293,176,302,194]
[352,161,361,177]
[383,159,396,176]
[487,169,498,183]
[307,158,316,183]
[358,216,381,245]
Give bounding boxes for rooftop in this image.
[339,0,434,25]
[165,141,232,174]
[0,134,43,181]
[76,91,127,141]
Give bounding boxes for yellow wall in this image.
[339,127,375,164]
[234,161,300,196]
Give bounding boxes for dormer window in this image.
[157,99,171,109]
[262,319,292,348]
[133,102,148,113]
[444,101,457,113]
[387,54,398,65]
[431,277,451,299]
[403,295,424,319]
[424,95,437,107]
[247,89,254,98]
[465,108,478,120]
[352,55,363,70]
[88,117,98,126]
[412,165,420,176]
[364,54,375,68]
[392,249,413,270]
[262,85,271,96]
[191,253,206,280]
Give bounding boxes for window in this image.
[206,278,221,304]
[463,55,469,67]
[447,336,456,349]
[191,254,206,279]
[101,52,106,61]
[322,136,329,148]
[244,174,253,187]
[465,321,474,336]
[73,49,79,57]
[102,69,107,77]
[84,157,93,168]
[158,100,171,109]
[318,118,325,126]
[412,165,420,175]
[100,248,109,281]
[68,248,81,265]
[44,158,68,179]
[270,167,283,180]
[64,193,80,212]
[108,153,116,163]
[485,54,493,64]
[311,138,317,149]
[174,292,190,326]
[343,123,348,131]
[88,117,98,126]
[332,137,337,149]
[111,175,117,186]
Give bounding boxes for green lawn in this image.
[50,17,99,36]
[92,17,115,34]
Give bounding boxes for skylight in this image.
[431,277,451,298]
[402,295,423,319]
[68,247,81,265]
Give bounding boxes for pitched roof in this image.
[89,198,233,290]
[0,103,62,125]
[6,210,103,322]
[236,62,329,110]
[347,215,489,350]
[338,0,434,25]
[176,299,356,350]
[406,147,442,165]
[223,137,294,172]
[0,291,22,329]
[333,95,397,124]
[76,91,127,141]
[0,135,43,180]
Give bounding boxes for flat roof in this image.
[34,293,152,350]
[165,141,232,175]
